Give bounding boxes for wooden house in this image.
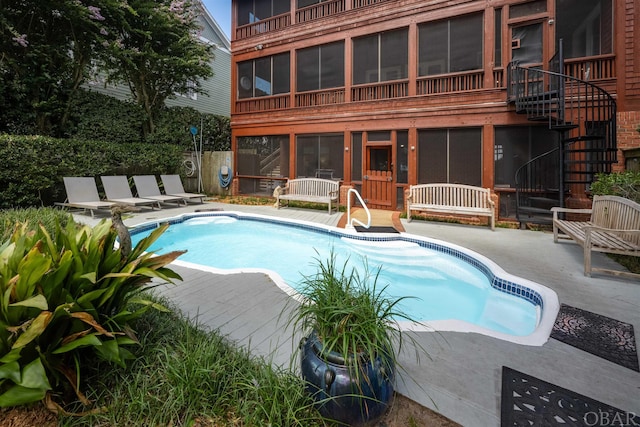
[230,0,640,222]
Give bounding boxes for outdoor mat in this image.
[501,366,636,426]
[551,304,639,372]
[354,225,400,233]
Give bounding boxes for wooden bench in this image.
[406,183,495,230]
[552,195,640,279]
[276,178,339,214]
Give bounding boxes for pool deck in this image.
[74,202,640,426]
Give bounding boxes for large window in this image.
[238,53,290,99]
[556,0,612,58]
[418,13,483,76]
[417,128,481,186]
[237,135,290,177]
[353,29,408,85]
[237,0,290,26]
[296,134,344,179]
[494,126,557,188]
[297,42,344,92]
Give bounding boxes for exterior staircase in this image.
[259,148,281,192]
[507,44,617,225]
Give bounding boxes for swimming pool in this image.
[130,211,559,346]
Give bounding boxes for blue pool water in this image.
[132,214,542,338]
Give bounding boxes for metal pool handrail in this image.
[346,188,371,229]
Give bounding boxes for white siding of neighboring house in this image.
[84,2,231,117]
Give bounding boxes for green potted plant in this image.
[286,251,423,426]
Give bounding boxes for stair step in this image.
[552,123,579,131]
[518,206,554,215]
[563,135,607,143]
[564,160,617,165]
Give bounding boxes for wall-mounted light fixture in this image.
[255,44,263,50]
[345,146,349,151]
[411,146,415,151]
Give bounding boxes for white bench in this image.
[276,178,339,214]
[552,195,640,279]
[406,183,495,230]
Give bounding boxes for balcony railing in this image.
[235,0,391,40]
[296,88,346,107]
[235,13,291,39]
[296,0,345,23]
[563,54,616,81]
[351,80,409,101]
[352,0,389,7]
[417,70,484,95]
[493,67,505,88]
[236,94,290,113]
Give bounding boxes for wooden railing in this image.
[235,13,291,39]
[236,0,391,40]
[493,68,505,88]
[351,80,408,101]
[417,70,484,95]
[563,54,616,81]
[236,94,290,113]
[296,0,345,23]
[296,88,346,107]
[352,0,389,8]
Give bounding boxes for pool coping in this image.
[130,210,560,347]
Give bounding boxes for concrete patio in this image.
[75,201,640,426]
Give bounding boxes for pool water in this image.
[132,215,538,337]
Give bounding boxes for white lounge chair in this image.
[160,174,206,204]
[101,176,160,209]
[133,175,185,206]
[57,177,116,217]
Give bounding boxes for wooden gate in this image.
[363,170,393,209]
[362,143,393,209]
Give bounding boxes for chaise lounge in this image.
[133,175,185,206]
[57,177,116,217]
[101,175,160,209]
[160,174,206,204]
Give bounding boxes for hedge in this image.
[0,135,183,208]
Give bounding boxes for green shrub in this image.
[0,218,184,408]
[153,106,231,150]
[66,89,230,149]
[67,90,145,143]
[590,171,640,203]
[0,208,72,242]
[0,135,184,208]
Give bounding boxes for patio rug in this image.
[551,304,639,372]
[501,366,635,426]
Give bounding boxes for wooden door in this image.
[363,145,393,209]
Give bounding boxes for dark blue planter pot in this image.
[300,332,395,426]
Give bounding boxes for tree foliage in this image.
[0,0,122,136]
[99,0,215,136]
[0,0,215,138]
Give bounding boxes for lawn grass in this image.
[59,295,326,426]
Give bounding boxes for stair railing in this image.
[508,57,616,224]
[345,188,371,229]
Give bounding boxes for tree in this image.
[100,0,215,137]
[0,0,122,135]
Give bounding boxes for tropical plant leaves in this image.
[0,216,183,407]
